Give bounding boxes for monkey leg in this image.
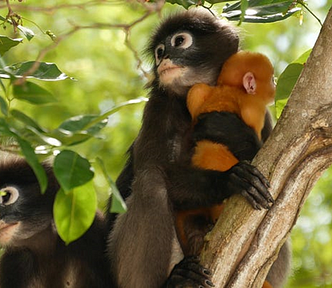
[108,167,180,288]
[175,204,224,256]
[176,208,212,256]
[192,140,239,172]
[262,281,273,288]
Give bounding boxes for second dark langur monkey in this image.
[108,9,276,288]
[0,155,112,288]
[176,51,276,255]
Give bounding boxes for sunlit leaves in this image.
[97,157,126,214]
[0,61,68,81]
[0,36,23,56]
[222,0,301,23]
[166,0,201,9]
[54,150,94,193]
[17,25,35,41]
[54,181,97,244]
[0,96,8,116]
[16,136,48,194]
[275,49,311,118]
[53,151,97,244]
[164,0,301,22]
[13,81,57,104]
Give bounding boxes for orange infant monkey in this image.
[175,51,275,257]
[188,50,275,172]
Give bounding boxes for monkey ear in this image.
[243,72,256,94]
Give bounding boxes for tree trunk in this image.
[200,6,332,287]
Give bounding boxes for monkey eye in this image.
[171,32,193,49]
[0,187,19,206]
[155,44,165,64]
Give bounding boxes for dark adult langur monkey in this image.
[107,8,289,288]
[0,155,112,288]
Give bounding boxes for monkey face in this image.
[154,31,194,86]
[148,9,239,96]
[0,158,56,247]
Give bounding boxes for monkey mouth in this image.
[0,221,18,232]
[0,221,19,245]
[158,63,183,85]
[158,65,181,76]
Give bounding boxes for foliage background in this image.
[0,0,331,287]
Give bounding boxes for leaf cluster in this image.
[0,32,140,243]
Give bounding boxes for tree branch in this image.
[200,5,332,287]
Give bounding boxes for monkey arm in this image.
[106,144,134,229]
[115,144,135,200]
[164,161,273,211]
[193,111,264,161]
[187,84,213,120]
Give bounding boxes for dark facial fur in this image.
[0,156,57,247]
[146,9,239,95]
[0,155,112,288]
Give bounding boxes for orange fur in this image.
[262,281,274,288]
[188,51,275,173]
[176,51,275,264]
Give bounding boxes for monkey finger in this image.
[166,257,214,288]
[228,167,273,209]
[229,177,268,209]
[245,174,274,206]
[245,163,271,189]
[231,162,274,203]
[240,187,271,210]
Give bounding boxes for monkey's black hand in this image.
[194,111,262,161]
[164,256,214,288]
[227,161,274,210]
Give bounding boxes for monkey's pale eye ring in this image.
[0,187,19,205]
[155,44,165,65]
[171,32,193,49]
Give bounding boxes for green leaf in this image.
[166,0,202,8]
[240,0,249,24]
[0,117,14,135]
[0,96,8,116]
[11,109,46,132]
[275,63,303,118]
[54,181,97,244]
[96,157,126,213]
[13,81,57,104]
[222,0,300,23]
[275,98,288,119]
[59,115,108,136]
[16,137,48,193]
[53,98,146,146]
[0,61,68,81]
[93,97,148,124]
[275,50,311,118]
[0,35,23,56]
[51,131,93,146]
[17,25,35,41]
[292,49,311,65]
[54,150,94,192]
